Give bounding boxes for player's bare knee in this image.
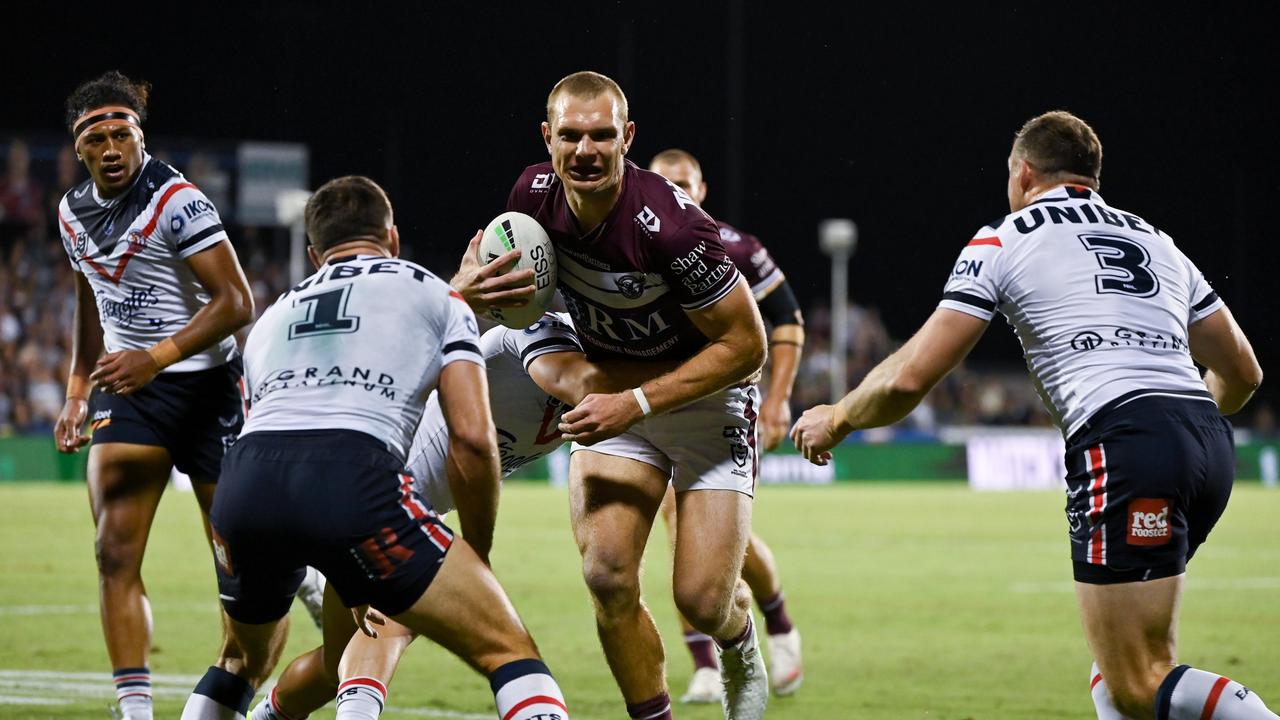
[581,555,640,612]
[674,577,742,634]
[93,535,142,580]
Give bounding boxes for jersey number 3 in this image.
[289,286,361,339]
[1079,234,1160,298]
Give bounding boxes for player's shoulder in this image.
[621,163,718,252]
[508,162,560,211]
[714,218,766,256]
[59,177,96,213]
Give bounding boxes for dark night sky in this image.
[7,2,1277,409]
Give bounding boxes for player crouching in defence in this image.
[181,177,569,720]
[793,111,1273,720]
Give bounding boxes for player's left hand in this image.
[558,391,645,446]
[790,404,839,466]
[89,350,160,395]
[759,396,792,451]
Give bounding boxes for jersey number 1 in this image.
[289,286,361,339]
[1079,234,1160,298]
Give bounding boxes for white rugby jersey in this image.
[241,255,483,461]
[56,154,237,371]
[407,312,580,511]
[939,185,1223,438]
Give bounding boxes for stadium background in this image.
[0,3,1276,718]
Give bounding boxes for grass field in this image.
[1,481,1276,719]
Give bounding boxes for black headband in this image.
[72,111,141,139]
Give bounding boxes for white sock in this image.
[249,689,305,720]
[335,677,386,720]
[1088,661,1127,720]
[115,667,153,720]
[181,694,246,720]
[491,659,569,720]
[1159,665,1278,719]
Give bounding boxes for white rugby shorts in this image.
[572,384,760,495]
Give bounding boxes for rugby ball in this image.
[477,211,557,329]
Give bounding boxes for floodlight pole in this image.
[819,219,858,404]
[276,189,313,285]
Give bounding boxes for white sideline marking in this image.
[0,602,217,616]
[0,670,513,718]
[0,694,69,705]
[1010,576,1280,593]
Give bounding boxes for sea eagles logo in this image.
[724,426,749,468]
[615,274,645,299]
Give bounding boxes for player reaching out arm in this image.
[793,111,1271,720]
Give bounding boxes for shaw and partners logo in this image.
[1126,498,1172,545]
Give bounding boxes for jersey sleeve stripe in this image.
[1191,291,1219,313]
[175,224,226,252]
[967,236,1002,248]
[680,265,742,311]
[140,182,196,238]
[443,340,481,356]
[519,337,582,365]
[941,290,996,312]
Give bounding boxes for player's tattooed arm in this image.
[527,351,680,406]
[1189,306,1263,415]
[792,308,987,464]
[56,273,103,453]
[451,230,536,313]
[437,359,501,562]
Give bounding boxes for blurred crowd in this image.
[1,135,1273,438]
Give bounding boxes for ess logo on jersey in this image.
[1127,498,1171,545]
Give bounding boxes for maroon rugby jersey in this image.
[716,221,784,302]
[506,160,740,361]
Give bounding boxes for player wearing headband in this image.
[53,70,254,720]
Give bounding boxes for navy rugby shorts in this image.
[89,357,244,481]
[210,429,454,624]
[1064,391,1234,584]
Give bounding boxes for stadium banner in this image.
[2,437,1276,484]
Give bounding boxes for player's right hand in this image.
[54,397,91,453]
[450,230,536,313]
[352,604,386,638]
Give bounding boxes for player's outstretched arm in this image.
[527,351,680,407]
[55,273,104,453]
[792,308,987,464]
[89,241,253,395]
[558,278,767,445]
[437,359,502,562]
[1189,306,1263,415]
[450,230,536,313]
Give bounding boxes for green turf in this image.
[0,481,1276,719]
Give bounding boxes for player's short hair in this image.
[1012,111,1103,187]
[64,71,151,134]
[304,176,393,253]
[649,148,702,175]
[546,71,629,125]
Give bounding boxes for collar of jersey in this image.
[326,253,383,265]
[1029,184,1108,207]
[91,152,152,208]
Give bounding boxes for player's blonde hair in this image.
[649,148,702,175]
[1013,111,1103,187]
[546,71,629,125]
